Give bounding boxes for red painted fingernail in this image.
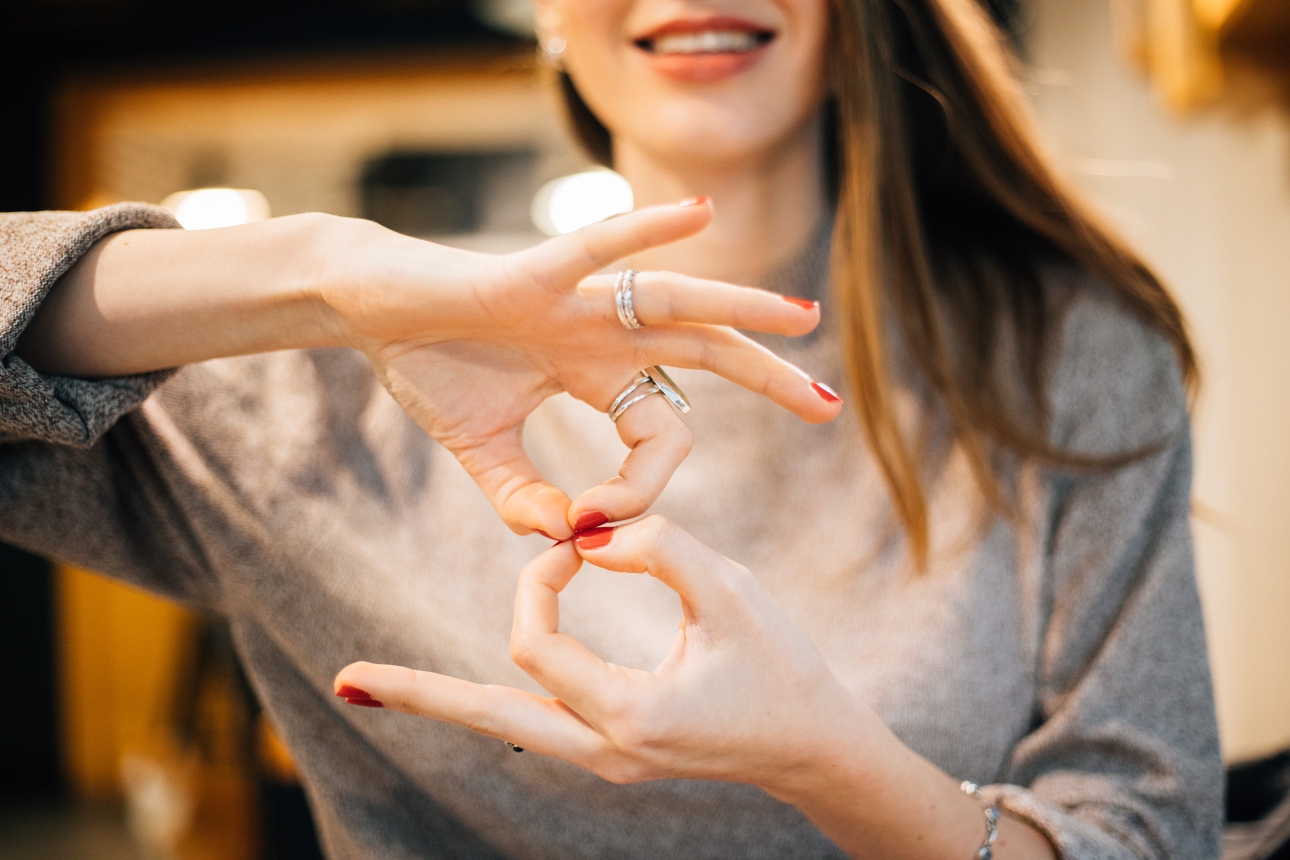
[678,196,711,207]
[345,698,385,708]
[536,529,555,540]
[781,296,819,311]
[573,511,610,531]
[336,685,372,699]
[575,527,615,549]
[811,381,842,403]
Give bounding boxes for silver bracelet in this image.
[959,782,1000,860]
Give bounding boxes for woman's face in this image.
[538,0,831,167]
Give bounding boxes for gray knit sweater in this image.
[0,204,1222,859]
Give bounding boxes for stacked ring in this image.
[608,366,692,423]
[608,372,655,422]
[614,269,642,330]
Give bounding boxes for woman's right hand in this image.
[18,200,840,539]
[322,199,841,538]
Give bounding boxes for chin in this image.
[622,97,792,165]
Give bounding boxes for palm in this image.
[338,202,840,537]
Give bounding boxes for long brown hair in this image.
[557,0,1197,566]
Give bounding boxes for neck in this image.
[613,116,830,287]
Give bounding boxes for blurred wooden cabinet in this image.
[1114,0,1290,112]
[58,565,261,859]
[58,565,196,799]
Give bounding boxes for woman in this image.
[2,4,1219,860]
[334,0,1220,857]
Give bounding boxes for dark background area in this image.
[0,0,522,215]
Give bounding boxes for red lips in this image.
[637,15,774,41]
[634,16,776,84]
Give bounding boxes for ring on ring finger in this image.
[614,269,642,331]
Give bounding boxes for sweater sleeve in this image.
[0,204,182,445]
[981,285,1223,859]
[0,205,223,607]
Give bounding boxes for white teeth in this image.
[652,30,762,55]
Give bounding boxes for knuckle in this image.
[697,339,721,374]
[463,687,501,735]
[664,283,683,323]
[509,632,540,671]
[638,514,674,549]
[610,719,663,756]
[669,423,693,458]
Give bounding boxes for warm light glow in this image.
[162,188,271,230]
[531,171,634,236]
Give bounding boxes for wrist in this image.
[309,213,427,352]
[277,211,363,351]
[754,695,886,809]
[757,697,989,860]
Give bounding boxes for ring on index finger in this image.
[614,269,642,330]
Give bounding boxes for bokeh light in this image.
[161,188,271,230]
[530,170,633,236]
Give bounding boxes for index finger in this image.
[510,542,642,716]
[450,423,575,539]
[332,661,604,761]
[516,199,713,291]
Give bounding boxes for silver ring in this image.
[609,376,660,422]
[607,366,691,423]
[608,372,654,419]
[615,269,642,330]
[644,366,691,415]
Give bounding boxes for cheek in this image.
[559,0,633,107]
[781,0,831,109]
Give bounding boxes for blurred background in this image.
[1,0,1288,857]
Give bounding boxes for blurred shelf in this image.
[1217,0,1290,70]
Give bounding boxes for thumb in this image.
[517,199,713,291]
[455,428,575,539]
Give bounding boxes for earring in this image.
[539,36,566,70]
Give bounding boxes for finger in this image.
[333,661,602,761]
[453,425,575,539]
[579,271,820,337]
[571,515,744,627]
[516,200,713,290]
[567,393,690,528]
[637,326,845,424]
[510,543,640,715]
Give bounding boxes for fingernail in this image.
[573,511,609,531]
[336,685,372,699]
[574,527,614,550]
[536,529,555,540]
[781,296,819,311]
[552,537,572,547]
[345,698,385,708]
[678,196,711,207]
[811,381,842,403]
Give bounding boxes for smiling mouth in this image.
[637,29,775,56]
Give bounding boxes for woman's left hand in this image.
[336,516,861,786]
[334,517,1056,860]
